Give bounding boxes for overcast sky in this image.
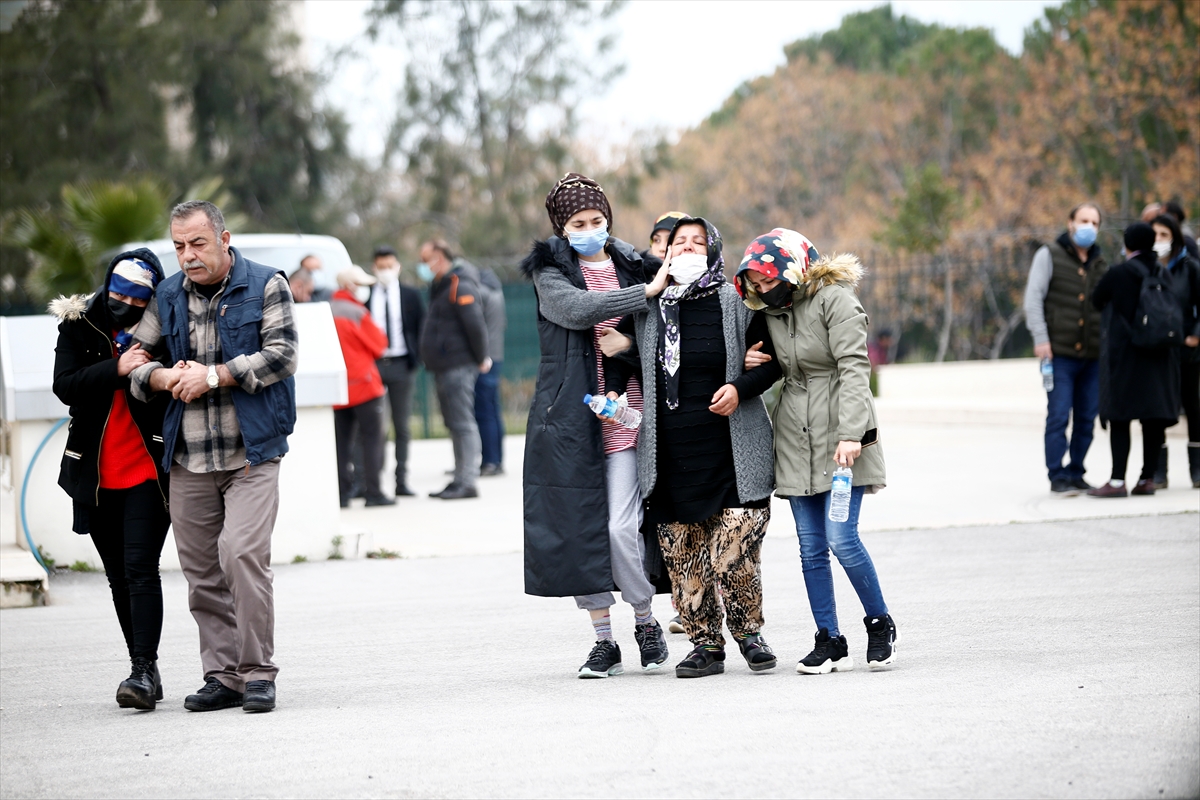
[305,0,1058,163]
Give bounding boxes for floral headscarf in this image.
[658,216,726,410]
[734,228,819,310]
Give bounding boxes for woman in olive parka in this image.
[736,228,899,675]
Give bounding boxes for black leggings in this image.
[1109,420,1169,482]
[87,480,171,661]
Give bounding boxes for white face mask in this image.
[1153,241,1173,260]
[375,267,400,284]
[668,252,709,285]
[354,285,371,303]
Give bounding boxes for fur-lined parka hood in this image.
[742,253,864,310]
[46,246,167,325]
[519,235,652,283]
[48,293,94,321]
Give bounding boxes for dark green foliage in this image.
[784,4,936,71]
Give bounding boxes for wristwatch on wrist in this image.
[206,364,219,389]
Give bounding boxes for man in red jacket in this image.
[331,266,394,507]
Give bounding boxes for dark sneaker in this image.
[796,628,854,674]
[633,620,669,670]
[1070,478,1094,492]
[865,614,899,669]
[667,615,685,634]
[578,640,623,678]
[480,463,505,477]
[675,644,725,678]
[1050,478,1078,496]
[364,495,396,507]
[116,657,162,710]
[1087,481,1128,498]
[243,680,276,712]
[395,485,417,497]
[1130,478,1157,496]
[735,632,777,671]
[439,484,479,500]
[184,677,243,712]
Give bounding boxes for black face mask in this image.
[107,297,145,329]
[759,282,794,308]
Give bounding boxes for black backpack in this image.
[1130,261,1184,349]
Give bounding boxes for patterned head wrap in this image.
[735,228,819,308]
[544,172,612,238]
[108,258,160,300]
[657,217,727,411]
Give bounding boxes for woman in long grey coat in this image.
[738,228,897,675]
[519,173,670,679]
[605,217,780,679]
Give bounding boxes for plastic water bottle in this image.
[1040,357,1054,393]
[829,466,853,523]
[584,394,642,430]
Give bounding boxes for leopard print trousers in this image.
[657,506,770,647]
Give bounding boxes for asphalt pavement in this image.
[1,513,1197,799]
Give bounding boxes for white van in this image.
[121,233,353,294]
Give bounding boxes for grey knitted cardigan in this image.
[626,283,775,502]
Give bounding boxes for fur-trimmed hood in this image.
[48,293,94,321]
[519,235,651,283]
[742,253,864,310]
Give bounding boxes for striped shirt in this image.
[579,257,642,454]
[131,271,298,473]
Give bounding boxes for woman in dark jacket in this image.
[605,217,780,679]
[51,248,171,709]
[1149,213,1200,488]
[519,173,670,678]
[1088,223,1185,497]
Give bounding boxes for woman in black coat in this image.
[51,248,171,709]
[519,173,670,678]
[1150,213,1200,488]
[1088,224,1184,497]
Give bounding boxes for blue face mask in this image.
[416,263,434,283]
[1072,224,1097,248]
[567,224,609,256]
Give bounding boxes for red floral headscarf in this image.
[735,228,820,299]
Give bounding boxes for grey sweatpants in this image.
[170,460,279,690]
[434,365,482,490]
[575,448,655,611]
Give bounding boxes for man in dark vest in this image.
[1023,202,1108,494]
[131,201,298,713]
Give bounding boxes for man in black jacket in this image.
[419,238,490,499]
[368,246,425,497]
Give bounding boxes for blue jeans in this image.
[474,360,504,467]
[789,487,887,637]
[1044,355,1099,482]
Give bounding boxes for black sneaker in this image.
[1070,478,1094,492]
[243,679,276,712]
[184,677,243,712]
[578,640,623,678]
[675,644,725,678]
[865,614,899,669]
[1050,478,1078,495]
[735,632,777,672]
[667,615,685,634]
[116,657,162,710]
[633,620,669,670]
[796,628,854,674]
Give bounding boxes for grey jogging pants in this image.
[575,448,655,612]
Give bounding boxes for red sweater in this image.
[331,289,388,409]
[99,337,158,489]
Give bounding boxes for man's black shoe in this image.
[796,628,854,674]
[364,495,397,507]
[395,485,417,497]
[865,614,899,669]
[116,657,162,710]
[675,644,725,678]
[578,640,623,678]
[1050,478,1077,495]
[1070,478,1094,492]
[184,677,243,712]
[429,482,457,498]
[243,680,276,712]
[480,463,505,477]
[735,632,777,672]
[633,619,669,670]
[439,484,478,500]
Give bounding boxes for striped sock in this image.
[634,605,654,626]
[592,614,614,641]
